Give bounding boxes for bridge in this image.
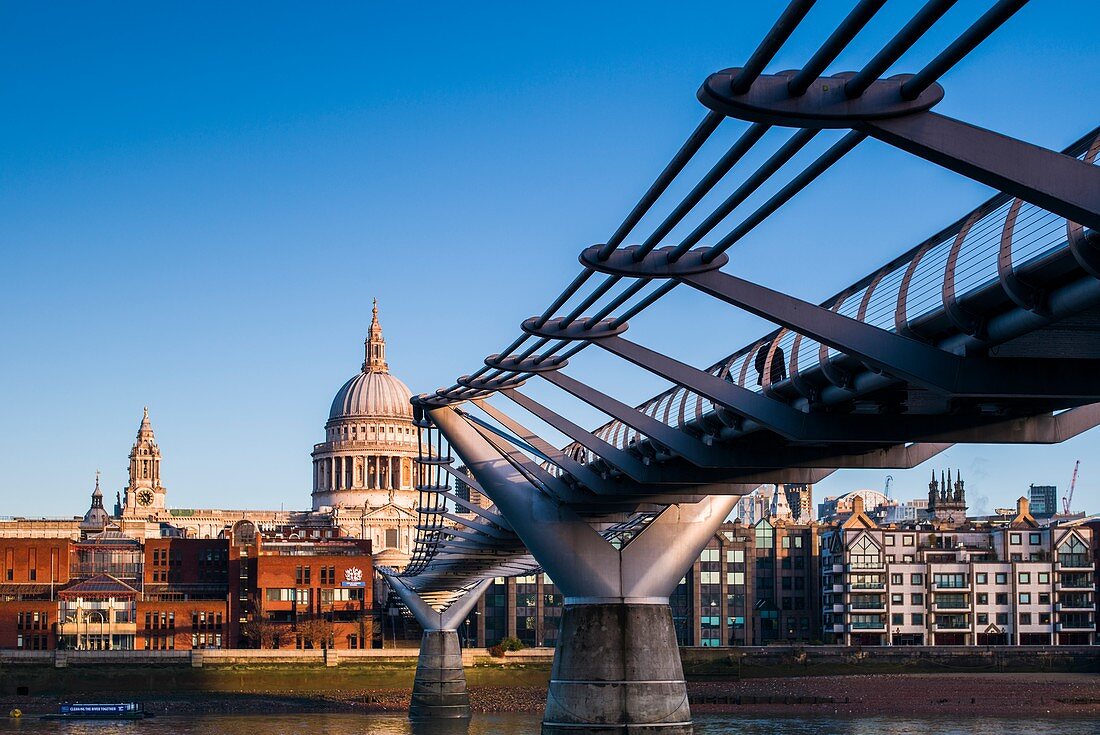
[379,1,1100,732]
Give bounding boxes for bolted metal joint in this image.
[521,316,629,341]
[579,244,728,278]
[456,373,527,391]
[699,69,943,129]
[484,353,568,373]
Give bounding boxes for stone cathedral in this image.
[1,302,420,569]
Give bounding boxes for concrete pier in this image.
[544,604,691,735]
[428,405,736,735]
[410,629,471,720]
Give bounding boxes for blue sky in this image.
[1,1,1098,518]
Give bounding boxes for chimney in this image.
[1017,496,1030,516]
[851,495,865,516]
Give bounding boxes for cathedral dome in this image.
[329,370,413,420]
[326,300,413,421]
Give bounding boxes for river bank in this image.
[3,673,1098,718]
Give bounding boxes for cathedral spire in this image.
[363,298,389,373]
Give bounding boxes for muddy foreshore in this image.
[3,673,1098,718]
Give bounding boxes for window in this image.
[794,536,803,549]
[1038,572,1049,584]
[995,613,1008,625]
[911,593,924,605]
[1019,593,1031,604]
[1019,613,1032,625]
[850,535,882,570]
[1029,533,1041,545]
[1038,593,1050,605]
[1058,536,1088,568]
[700,549,719,562]
[892,613,904,625]
[727,549,744,563]
[933,573,965,589]
[700,572,720,584]
[781,537,791,549]
[977,593,988,605]
[891,574,903,585]
[976,573,988,584]
[1019,572,1031,584]
[891,594,904,604]
[995,593,1008,605]
[885,535,895,546]
[911,573,923,585]
[995,573,1008,584]
[977,613,988,624]
[1039,613,1051,625]
[903,535,914,546]
[727,572,745,586]
[385,528,399,548]
[1010,533,1022,545]
[911,613,924,625]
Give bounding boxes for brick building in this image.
[241,530,373,650]
[0,517,373,651]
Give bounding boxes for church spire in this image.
[363,298,389,373]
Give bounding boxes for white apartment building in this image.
[821,495,1095,646]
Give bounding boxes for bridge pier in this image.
[428,406,736,735]
[383,574,490,721]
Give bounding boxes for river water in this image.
[1,714,1096,734]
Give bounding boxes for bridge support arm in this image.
[428,405,735,734]
[383,575,491,722]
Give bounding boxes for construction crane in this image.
[1062,460,1080,515]
[884,475,894,500]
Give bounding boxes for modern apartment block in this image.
[821,495,1095,646]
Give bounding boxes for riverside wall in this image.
[0,646,1095,698]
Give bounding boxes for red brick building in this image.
[242,532,372,650]
[0,527,372,651]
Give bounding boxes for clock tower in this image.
[123,407,167,516]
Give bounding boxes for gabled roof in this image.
[58,574,138,599]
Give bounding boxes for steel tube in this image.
[845,0,958,98]
[703,131,866,262]
[667,128,819,262]
[901,0,1029,100]
[731,0,818,94]
[595,111,724,261]
[633,123,770,261]
[787,0,887,97]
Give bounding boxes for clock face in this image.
[137,489,154,506]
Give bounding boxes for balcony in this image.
[932,622,970,631]
[933,615,970,631]
[1055,621,1096,632]
[832,564,844,574]
[1056,556,1092,571]
[930,581,971,591]
[849,600,886,612]
[847,583,885,591]
[1056,580,1094,592]
[832,584,844,594]
[931,603,969,612]
[847,562,885,573]
[849,621,886,631]
[1055,601,1094,612]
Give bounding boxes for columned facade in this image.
[310,301,420,564]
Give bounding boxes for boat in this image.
[41,703,153,720]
